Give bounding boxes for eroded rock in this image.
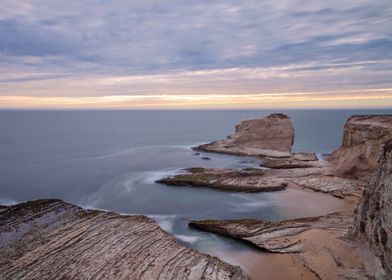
[190,212,385,279]
[0,199,246,280]
[329,115,392,180]
[260,157,320,169]
[195,113,295,156]
[352,139,392,278]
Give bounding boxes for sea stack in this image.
[195,113,295,157]
[329,115,392,180]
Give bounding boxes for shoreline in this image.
[1,113,391,279]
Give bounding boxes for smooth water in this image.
[1,109,391,278]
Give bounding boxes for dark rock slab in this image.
[157,166,365,198]
[156,167,287,192]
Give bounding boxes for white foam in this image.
[141,169,183,184]
[148,214,178,233]
[175,234,202,244]
[0,198,17,206]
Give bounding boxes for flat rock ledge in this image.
[190,212,385,279]
[156,166,365,199]
[0,199,246,280]
[156,167,288,192]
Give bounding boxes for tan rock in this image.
[329,115,392,180]
[195,113,295,156]
[190,212,385,279]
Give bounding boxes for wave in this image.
[148,214,179,232]
[175,234,203,244]
[0,198,18,206]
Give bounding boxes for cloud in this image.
[0,0,391,108]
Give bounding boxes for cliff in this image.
[195,113,295,156]
[329,115,392,180]
[0,199,246,280]
[352,139,392,278]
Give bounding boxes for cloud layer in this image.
[0,0,391,108]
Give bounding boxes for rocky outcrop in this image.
[156,167,287,192]
[329,115,392,180]
[352,139,392,278]
[190,212,385,279]
[195,113,295,156]
[157,166,365,199]
[0,199,246,280]
[260,152,319,169]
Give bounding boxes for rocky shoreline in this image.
[1,113,391,279]
[160,113,392,279]
[0,199,246,280]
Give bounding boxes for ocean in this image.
[1,109,391,277]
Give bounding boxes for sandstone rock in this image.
[329,115,392,180]
[0,199,246,280]
[352,139,392,278]
[190,212,385,279]
[260,157,320,169]
[156,167,287,192]
[291,152,318,161]
[195,113,295,156]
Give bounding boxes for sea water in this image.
[1,109,390,278]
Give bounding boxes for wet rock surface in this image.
[195,113,295,156]
[0,199,246,280]
[352,139,392,278]
[329,115,392,180]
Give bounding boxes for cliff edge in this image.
[329,115,392,180]
[352,139,392,278]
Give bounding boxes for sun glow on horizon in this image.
[1,88,391,109]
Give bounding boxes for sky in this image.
[0,0,391,109]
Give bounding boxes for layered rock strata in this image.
[0,199,246,280]
[329,115,392,180]
[352,139,392,278]
[195,113,295,156]
[190,212,384,279]
[156,167,288,192]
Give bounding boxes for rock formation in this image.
[157,166,365,199]
[260,152,319,169]
[329,115,392,180]
[156,167,288,192]
[0,199,246,280]
[195,113,295,156]
[352,139,392,278]
[190,212,384,279]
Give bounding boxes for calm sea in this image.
[1,109,390,276]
